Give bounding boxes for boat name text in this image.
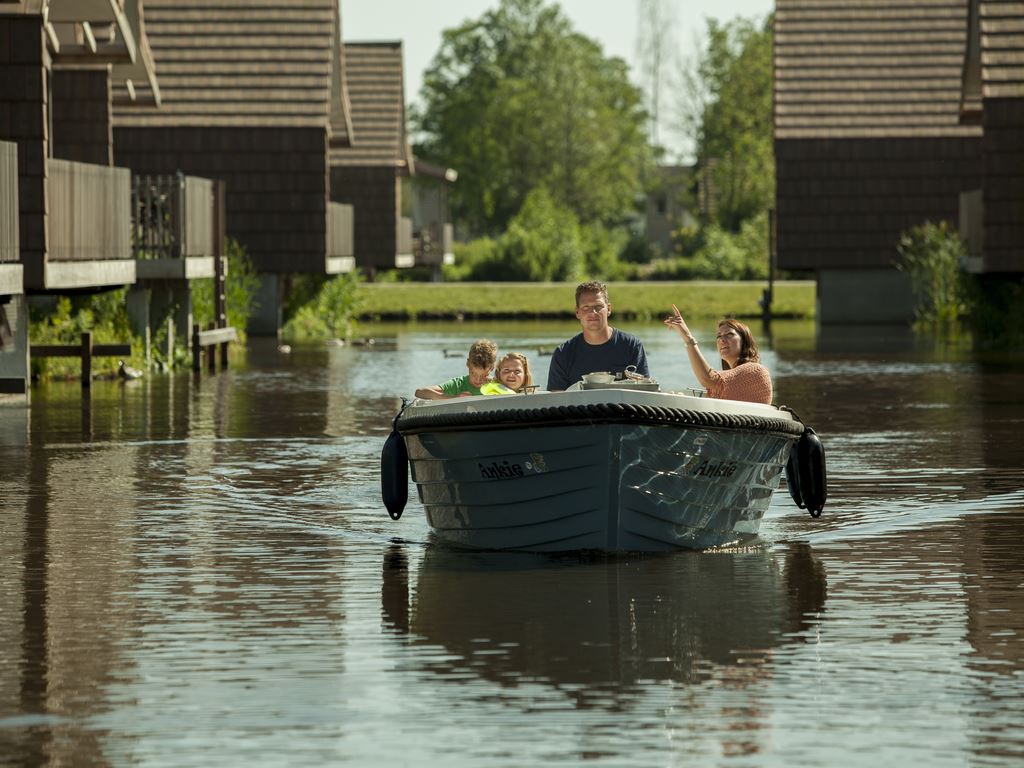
[691,459,738,478]
[478,460,525,480]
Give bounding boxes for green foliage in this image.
[282,271,362,342]
[28,290,143,380]
[443,237,500,281]
[895,221,969,326]
[620,233,658,264]
[413,0,651,235]
[966,275,1024,348]
[680,16,774,231]
[689,210,769,280]
[192,238,260,335]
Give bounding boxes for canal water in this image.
[2,319,1023,767]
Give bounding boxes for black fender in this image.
[796,428,827,518]
[381,402,410,520]
[785,443,805,509]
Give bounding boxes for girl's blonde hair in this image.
[496,352,534,392]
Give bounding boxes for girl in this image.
[495,352,534,393]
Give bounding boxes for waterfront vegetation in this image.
[353,280,813,321]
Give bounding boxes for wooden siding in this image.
[982,98,1024,270]
[330,165,398,269]
[111,0,338,128]
[0,140,18,264]
[47,158,131,261]
[114,126,330,274]
[776,137,982,270]
[775,0,982,138]
[982,0,1024,97]
[0,15,47,280]
[52,67,113,166]
[330,42,409,167]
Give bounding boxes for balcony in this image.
[46,158,134,289]
[326,202,355,274]
[132,173,220,280]
[0,141,22,295]
[396,216,414,269]
[415,222,455,267]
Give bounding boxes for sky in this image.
[343,0,773,159]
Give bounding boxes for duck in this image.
[118,360,144,380]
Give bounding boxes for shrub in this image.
[192,238,261,335]
[282,271,362,342]
[688,211,769,280]
[895,221,969,325]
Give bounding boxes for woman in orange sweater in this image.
[664,304,773,404]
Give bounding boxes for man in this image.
[546,281,649,391]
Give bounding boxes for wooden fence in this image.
[30,331,131,386]
[48,158,131,261]
[0,140,17,264]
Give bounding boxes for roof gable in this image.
[330,41,410,168]
[112,0,342,129]
[775,0,982,138]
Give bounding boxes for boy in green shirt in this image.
[415,339,499,399]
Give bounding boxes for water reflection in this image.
[382,543,826,706]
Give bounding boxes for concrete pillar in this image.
[126,284,151,363]
[149,280,193,351]
[817,269,915,325]
[0,296,30,398]
[248,272,282,337]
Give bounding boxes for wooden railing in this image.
[48,158,131,261]
[0,141,17,264]
[415,222,454,266]
[397,216,414,257]
[327,201,354,258]
[132,173,216,259]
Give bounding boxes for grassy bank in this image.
[354,280,815,320]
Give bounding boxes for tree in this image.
[678,16,774,231]
[412,0,651,236]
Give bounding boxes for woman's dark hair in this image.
[718,318,760,369]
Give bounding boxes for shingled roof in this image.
[330,42,411,168]
[775,0,982,138]
[981,0,1024,97]
[112,0,348,135]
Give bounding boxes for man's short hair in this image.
[467,339,498,370]
[575,280,609,307]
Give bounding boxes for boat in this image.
[381,382,826,552]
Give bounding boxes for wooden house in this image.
[774,0,984,323]
[0,0,160,393]
[958,0,1024,275]
[112,0,356,334]
[330,41,415,273]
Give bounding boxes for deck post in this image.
[191,323,201,372]
[206,322,216,372]
[80,331,92,387]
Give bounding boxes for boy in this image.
[415,339,498,399]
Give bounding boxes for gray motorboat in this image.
[381,385,825,552]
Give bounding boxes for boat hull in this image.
[398,390,802,552]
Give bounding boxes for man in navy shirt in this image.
[546,280,649,391]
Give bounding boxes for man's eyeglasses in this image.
[579,304,606,314]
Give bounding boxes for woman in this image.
[664,304,773,404]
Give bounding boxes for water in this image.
[2,319,1023,767]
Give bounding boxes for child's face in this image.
[497,359,525,389]
[467,364,491,388]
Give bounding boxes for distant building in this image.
[958,0,1024,276]
[329,42,415,274]
[774,0,988,323]
[643,164,699,257]
[112,0,356,335]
